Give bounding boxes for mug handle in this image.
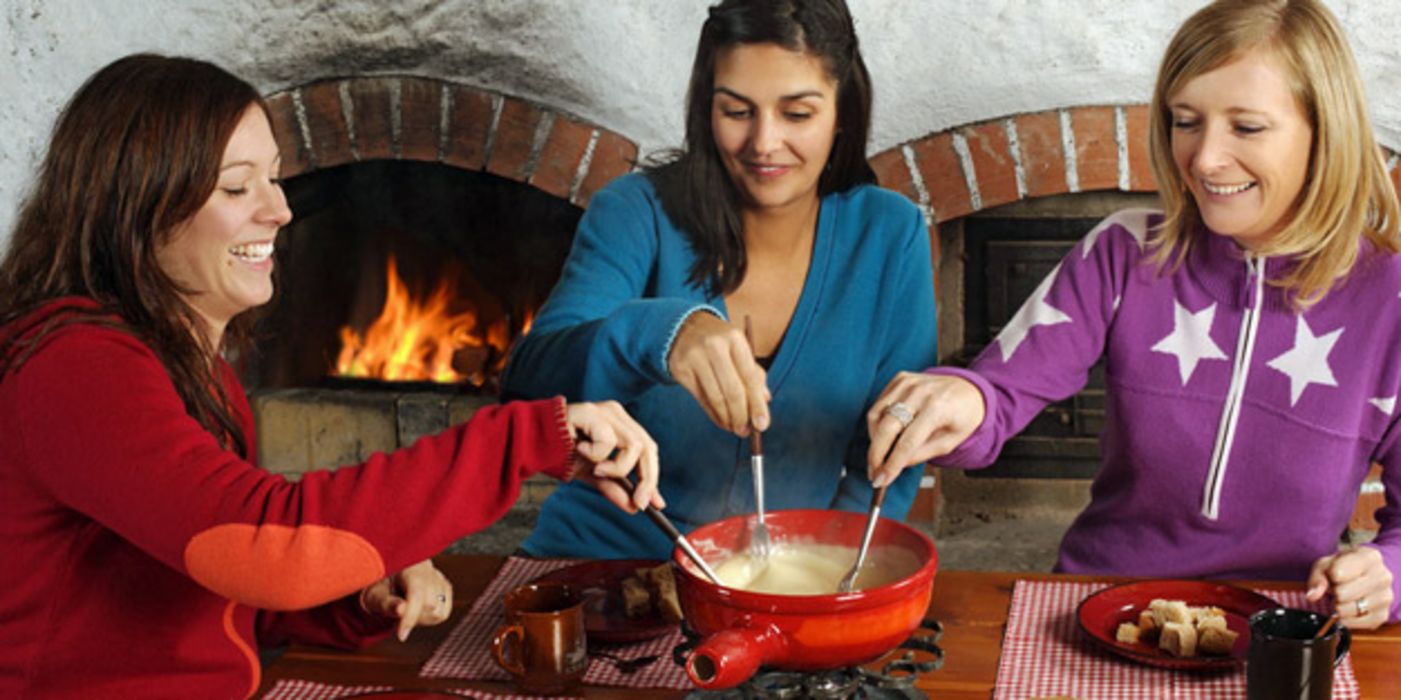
[1333,627,1351,668]
[492,624,526,676]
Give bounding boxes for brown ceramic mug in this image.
[491,581,588,695]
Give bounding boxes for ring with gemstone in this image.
[883,402,915,428]
[1357,597,1370,616]
[436,594,448,605]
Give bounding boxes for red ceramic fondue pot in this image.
[671,509,937,690]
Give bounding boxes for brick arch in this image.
[264,76,638,208]
[871,104,1401,224]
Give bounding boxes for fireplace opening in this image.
[248,159,580,394]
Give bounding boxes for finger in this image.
[866,387,915,476]
[708,343,751,435]
[1306,555,1335,601]
[590,473,638,513]
[687,360,732,432]
[397,589,426,642]
[730,342,770,431]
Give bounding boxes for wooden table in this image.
[257,555,1401,698]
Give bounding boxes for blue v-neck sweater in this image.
[503,173,938,559]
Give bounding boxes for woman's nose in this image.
[1192,125,1233,175]
[750,113,783,156]
[260,182,293,227]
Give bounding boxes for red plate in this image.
[532,559,675,643]
[1076,579,1279,670]
[342,692,472,699]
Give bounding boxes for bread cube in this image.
[1159,620,1198,657]
[1198,625,1238,656]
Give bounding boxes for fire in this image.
[335,255,516,385]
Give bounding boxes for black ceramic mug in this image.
[1246,608,1351,700]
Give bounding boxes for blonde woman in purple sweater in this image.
[866,0,1399,630]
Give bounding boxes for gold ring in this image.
[884,402,915,428]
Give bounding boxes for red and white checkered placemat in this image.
[259,678,566,700]
[420,557,692,690]
[992,580,1360,700]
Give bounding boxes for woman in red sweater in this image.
[0,54,662,699]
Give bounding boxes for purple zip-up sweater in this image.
[933,209,1401,622]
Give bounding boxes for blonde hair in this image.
[1147,0,1400,308]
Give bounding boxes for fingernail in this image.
[756,414,770,431]
[872,471,889,489]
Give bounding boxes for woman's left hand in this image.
[1306,546,1394,629]
[360,559,454,641]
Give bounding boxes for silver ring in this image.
[436,593,448,605]
[884,402,915,428]
[1357,597,1370,616]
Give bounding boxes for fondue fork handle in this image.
[744,316,771,560]
[837,485,887,593]
[609,476,724,585]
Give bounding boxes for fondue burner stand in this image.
[675,618,944,700]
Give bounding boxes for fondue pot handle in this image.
[686,624,788,690]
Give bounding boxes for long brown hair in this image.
[0,53,267,456]
[1148,0,1400,308]
[647,0,877,296]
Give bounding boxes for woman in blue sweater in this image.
[502,0,938,559]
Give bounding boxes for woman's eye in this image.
[222,187,248,196]
[1171,119,1199,131]
[785,112,813,121]
[722,109,751,119]
[1234,124,1265,135]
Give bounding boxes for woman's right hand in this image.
[866,371,985,487]
[666,311,771,436]
[565,401,665,514]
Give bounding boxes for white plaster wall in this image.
[2,0,1399,246]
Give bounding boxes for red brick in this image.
[1350,465,1384,532]
[962,121,1019,210]
[348,78,394,161]
[300,80,354,170]
[443,86,493,171]
[486,97,544,183]
[1070,106,1119,192]
[1124,104,1157,192]
[530,116,593,199]
[1013,111,1067,198]
[575,130,638,207]
[870,147,917,204]
[398,78,443,163]
[910,131,972,223]
[264,92,311,178]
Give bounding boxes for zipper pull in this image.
[1243,255,1260,309]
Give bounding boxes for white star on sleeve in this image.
[1370,396,1396,415]
[1151,300,1228,385]
[1079,208,1153,258]
[994,263,1073,362]
[1265,316,1343,407]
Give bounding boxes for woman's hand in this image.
[359,559,453,642]
[566,400,665,514]
[667,312,770,436]
[1306,546,1394,629]
[866,371,985,488]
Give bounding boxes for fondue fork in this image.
[743,316,771,562]
[837,485,888,593]
[609,476,723,585]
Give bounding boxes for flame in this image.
[335,255,514,385]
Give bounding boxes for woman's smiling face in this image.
[710,42,839,215]
[1169,47,1314,249]
[156,104,291,341]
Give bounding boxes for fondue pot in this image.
[671,509,937,690]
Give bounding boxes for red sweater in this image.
[0,299,575,698]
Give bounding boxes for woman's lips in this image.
[1200,179,1256,196]
[745,162,794,179]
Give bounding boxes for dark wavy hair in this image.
[0,53,266,456]
[647,0,876,295]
